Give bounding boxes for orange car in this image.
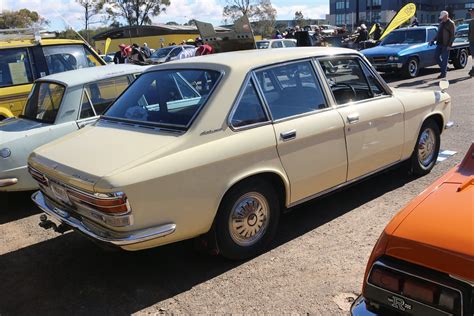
[352,143,473,316]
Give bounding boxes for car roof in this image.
[148,47,358,72]
[0,39,88,49]
[36,64,150,87]
[394,26,435,32]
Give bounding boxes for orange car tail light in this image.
[367,264,462,315]
[68,190,130,215]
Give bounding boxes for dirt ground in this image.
[1,61,473,315]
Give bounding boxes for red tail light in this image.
[403,278,437,304]
[369,267,401,293]
[68,190,130,214]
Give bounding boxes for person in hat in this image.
[195,38,214,56]
[432,10,455,79]
[113,44,130,64]
[468,8,474,77]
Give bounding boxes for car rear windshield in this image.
[22,82,65,124]
[104,69,221,129]
[381,29,426,45]
[256,41,270,49]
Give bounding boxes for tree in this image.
[293,10,307,27]
[166,21,179,25]
[76,0,105,31]
[0,9,47,29]
[184,19,197,26]
[106,0,171,26]
[222,0,276,37]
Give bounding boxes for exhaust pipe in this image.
[39,214,72,234]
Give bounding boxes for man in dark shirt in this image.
[433,11,455,79]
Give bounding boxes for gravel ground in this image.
[0,61,473,316]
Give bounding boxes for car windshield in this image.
[256,41,270,49]
[381,30,426,45]
[151,47,174,59]
[104,69,221,129]
[22,82,65,124]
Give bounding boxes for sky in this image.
[0,0,329,31]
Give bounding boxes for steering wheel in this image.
[332,82,357,99]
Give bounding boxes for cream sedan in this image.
[29,48,452,259]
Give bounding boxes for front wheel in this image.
[410,119,440,176]
[215,178,280,260]
[452,49,468,69]
[402,57,420,78]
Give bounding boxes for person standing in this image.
[468,8,474,77]
[195,38,214,56]
[373,23,383,41]
[113,44,130,64]
[142,42,152,58]
[433,11,455,79]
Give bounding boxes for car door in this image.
[254,60,347,204]
[318,56,405,181]
[424,28,438,66]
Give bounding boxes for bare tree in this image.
[222,0,276,37]
[76,0,105,31]
[106,0,171,26]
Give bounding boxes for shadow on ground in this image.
[0,191,41,225]
[0,166,416,315]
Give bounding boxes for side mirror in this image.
[439,79,449,92]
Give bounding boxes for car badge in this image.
[388,295,412,312]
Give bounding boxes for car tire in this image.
[453,49,468,69]
[410,119,441,176]
[215,178,280,260]
[403,57,420,78]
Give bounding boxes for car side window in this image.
[43,45,98,75]
[255,61,327,120]
[284,40,296,48]
[0,48,34,87]
[271,41,283,48]
[360,62,386,96]
[427,29,437,42]
[318,57,382,105]
[231,79,268,128]
[80,76,130,119]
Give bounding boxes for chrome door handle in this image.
[280,129,296,141]
[347,113,360,124]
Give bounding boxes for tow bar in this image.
[39,214,72,234]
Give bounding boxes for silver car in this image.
[0,64,148,191]
[148,45,196,64]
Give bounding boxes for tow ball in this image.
[39,214,71,234]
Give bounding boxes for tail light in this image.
[68,190,130,215]
[28,167,49,187]
[367,264,462,314]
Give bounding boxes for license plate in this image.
[50,184,71,205]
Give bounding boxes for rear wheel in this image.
[402,57,420,78]
[215,178,280,260]
[453,49,468,69]
[410,119,440,176]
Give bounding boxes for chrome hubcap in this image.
[460,52,467,66]
[409,61,417,75]
[418,128,436,167]
[229,192,269,247]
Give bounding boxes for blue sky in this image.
[1,0,329,31]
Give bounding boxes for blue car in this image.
[362,26,470,78]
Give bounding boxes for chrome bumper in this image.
[31,191,176,246]
[0,177,18,187]
[445,121,454,129]
[373,62,403,69]
[351,295,378,316]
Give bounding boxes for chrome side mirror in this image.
[439,80,449,93]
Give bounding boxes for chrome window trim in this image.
[78,88,96,120]
[366,260,464,316]
[316,55,394,108]
[227,73,271,131]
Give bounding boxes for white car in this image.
[256,39,297,49]
[0,64,148,191]
[148,45,196,64]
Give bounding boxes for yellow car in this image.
[0,37,105,120]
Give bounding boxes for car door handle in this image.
[347,113,360,124]
[280,129,297,141]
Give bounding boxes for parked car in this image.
[0,30,105,120]
[0,64,147,191]
[147,45,196,64]
[352,142,474,316]
[256,39,297,49]
[29,48,452,259]
[362,26,471,78]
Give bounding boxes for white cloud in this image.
[274,4,329,20]
[151,0,224,25]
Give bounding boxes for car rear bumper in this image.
[31,191,177,247]
[351,296,378,316]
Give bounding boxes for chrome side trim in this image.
[288,159,407,208]
[445,121,454,129]
[32,191,176,246]
[366,260,464,316]
[0,178,18,187]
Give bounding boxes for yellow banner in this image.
[380,3,417,40]
[104,37,112,55]
[369,24,376,36]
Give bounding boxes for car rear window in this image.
[43,45,99,75]
[0,48,34,87]
[23,82,65,124]
[104,69,221,129]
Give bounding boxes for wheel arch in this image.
[423,112,444,135]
